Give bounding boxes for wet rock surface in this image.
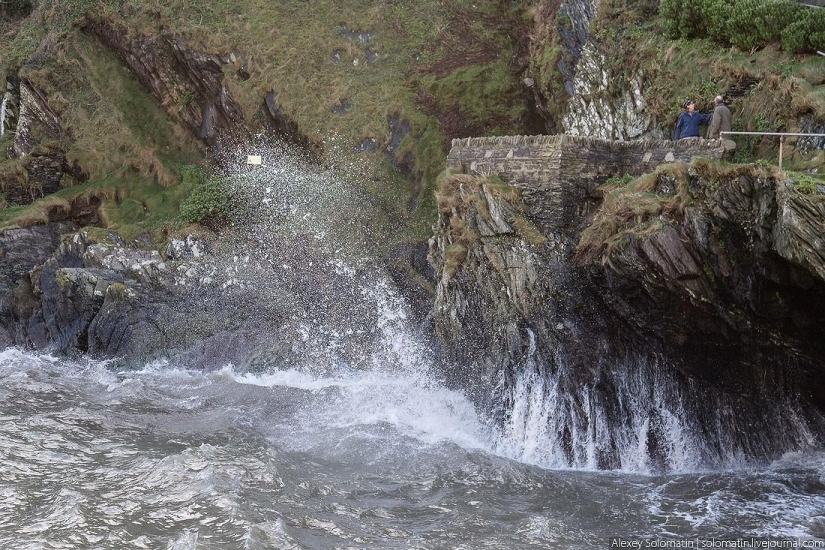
[430,138,825,468]
[2,227,421,371]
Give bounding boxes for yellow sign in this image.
[247,155,262,165]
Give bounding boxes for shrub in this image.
[659,0,820,53]
[781,8,825,53]
[179,173,232,225]
[795,175,820,195]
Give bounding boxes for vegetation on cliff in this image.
[0,0,823,248]
[530,0,825,164]
[1,0,536,246]
[577,159,824,263]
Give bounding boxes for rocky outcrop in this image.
[81,17,244,146]
[562,43,654,140]
[555,0,599,95]
[583,164,825,385]
[3,226,423,371]
[12,81,63,158]
[526,0,599,132]
[0,77,87,205]
[0,222,78,346]
[5,230,295,363]
[430,139,825,470]
[446,135,726,231]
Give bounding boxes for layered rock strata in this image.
[430,134,825,470]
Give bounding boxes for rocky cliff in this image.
[429,136,825,470]
[0,223,418,372]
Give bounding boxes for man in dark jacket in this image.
[707,95,732,139]
[673,99,711,140]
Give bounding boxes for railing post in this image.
[779,136,784,171]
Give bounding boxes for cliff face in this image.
[562,43,653,140]
[80,17,245,146]
[429,137,825,470]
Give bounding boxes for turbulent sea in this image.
[1,347,825,549]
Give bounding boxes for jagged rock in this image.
[0,224,78,343]
[167,235,211,260]
[798,114,825,152]
[3,227,424,371]
[81,17,244,145]
[563,43,653,140]
[774,184,825,280]
[13,81,63,158]
[555,0,599,95]
[430,138,825,469]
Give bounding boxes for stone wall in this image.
[446,134,726,232]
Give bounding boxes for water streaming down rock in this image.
[0,92,8,137]
[3,347,825,547]
[4,136,824,478]
[491,330,823,472]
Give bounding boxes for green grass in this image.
[0,167,200,244]
[576,160,783,262]
[2,0,534,246]
[0,27,204,241]
[2,0,824,250]
[539,0,823,173]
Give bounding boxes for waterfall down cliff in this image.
[0,92,8,137]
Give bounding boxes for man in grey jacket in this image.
[708,96,732,139]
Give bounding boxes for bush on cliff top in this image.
[178,167,233,226]
[660,0,825,53]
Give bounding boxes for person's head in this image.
[714,95,724,106]
[683,99,695,112]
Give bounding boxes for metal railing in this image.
[720,131,825,170]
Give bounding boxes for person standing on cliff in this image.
[707,95,732,140]
[673,99,711,140]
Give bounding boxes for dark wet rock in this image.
[0,223,77,296]
[338,24,374,44]
[430,136,825,468]
[365,48,379,65]
[354,137,377,153]
[3,229,421,371]
[387,240,435,324]
[385,115,421,208]
[386,115,412,157]
[332,100,351,115]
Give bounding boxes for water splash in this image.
[492,336,824,473]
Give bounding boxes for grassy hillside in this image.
[0,0,535,247]
[0,0,823,248]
